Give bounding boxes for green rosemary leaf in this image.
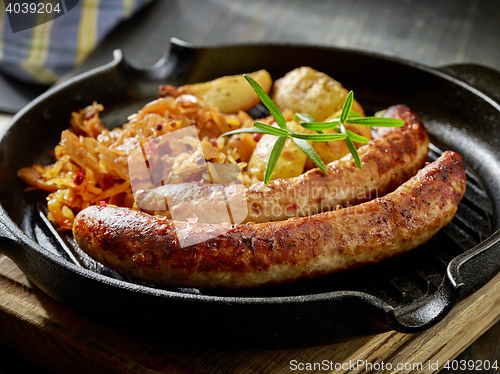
[343,129,371,143]
[292,138,327,173]
[346,136,362,168]
[243,74,287,130]
[253,122,290,137]
[348,111,363,118]
[300,121,339,131]
[340,91,354,124]
[339,123,362,169]
[294,113,315,123]
[346,117,405,127]
[290,132,346,141]
[222,127,267,137]
[264,136,287,184]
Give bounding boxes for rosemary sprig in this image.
[265,136,287,184]
[222,74,404,184]
[223,75,343,182]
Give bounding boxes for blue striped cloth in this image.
[0,0,150,85]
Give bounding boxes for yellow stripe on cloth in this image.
[20,10,59,84]
[123,0,136,17]
[76,0,99,64]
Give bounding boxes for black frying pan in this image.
[1,39,499,349]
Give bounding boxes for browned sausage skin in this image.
[73,151,466,289]
[135,105,430,223]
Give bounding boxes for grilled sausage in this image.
[73,151,466,289]
[135,105,430,223]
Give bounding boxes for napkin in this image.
[0,0,151,86]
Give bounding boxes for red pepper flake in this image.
[73,172,85,186]
[287,203,299,211]
[253,133,263,142]
[98,201,107,210]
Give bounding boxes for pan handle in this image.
[385,276,457,333]
[385,230,500,332]
[447,229,500,301]
[0,212,26,262]
[387,231,500,333]
[437,63,500,104]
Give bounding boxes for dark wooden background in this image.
[76,0,500,71]
[1,0,499,372]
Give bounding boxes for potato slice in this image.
[273,66,364,121]
[247,121,311,181]
[180,70,272,114]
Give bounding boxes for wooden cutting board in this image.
[0,253,499,374]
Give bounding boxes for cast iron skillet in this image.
[1,39,500,348]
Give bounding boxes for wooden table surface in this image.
[0,0,499,372]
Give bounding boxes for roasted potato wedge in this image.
[247,121,312,181]
[179,70,272,114]
[273,66,364,121]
